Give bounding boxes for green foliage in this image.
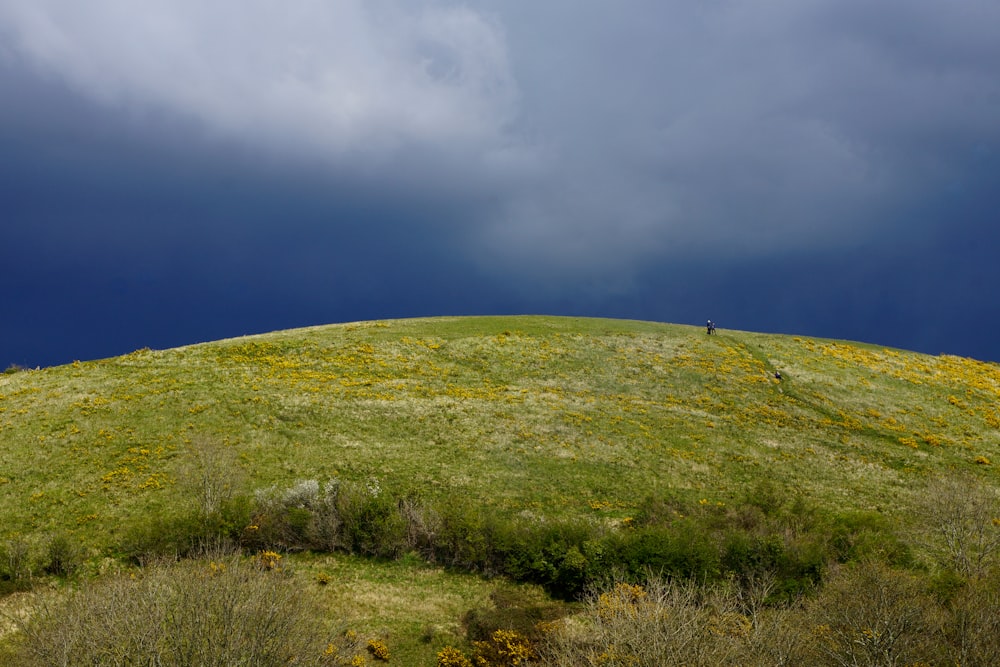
[491,520,600,599]
[118,495,251,563]
[337,483,409,559]
[606,524,721,584]
[827,510,913,566]
[41,532,83,578]
[240,479,884,602]
[432,494,496,571]
[462,587,571,645]
[0,536,34,593]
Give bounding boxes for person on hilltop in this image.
[706,319,716,335]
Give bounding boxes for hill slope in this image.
[2,315,998,549]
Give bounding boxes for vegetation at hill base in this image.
[0,315,998,664]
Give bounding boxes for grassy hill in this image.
[1,315,999,664]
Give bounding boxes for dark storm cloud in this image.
[0,50,506,366]
[481,0,1000,264]
[2,1,1000,366]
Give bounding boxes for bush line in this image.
[111,478,907,601]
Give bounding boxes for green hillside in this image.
[1,315,999,664]
[2,315,997,537]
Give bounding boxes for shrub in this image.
[462,586,571,647]
[366,638,391,662]
[12,552,340,666]
[433,496,494,571]
[399,492,441,558]
[41,532,82,578]
[250,479,335,551]
[540,576,822,666]
[472,629,536,667]
[633,492,689,527]
[257,550,283,570]
[741,479,790,517]
[493,520,600,599]
[721,532,784,578]
[827,511,910,565]
[912,473,1000,578]
[805,560,942,667]
[119,509,205,562]
[336,482,408,558]
[180,434,247,522]
[940,572,1000,667]
[539,578,747,666]
[0,536,34,588]
[249,478,412,557]
[119,500,248,563]
[607,524,721,583]
[437,646,473,667]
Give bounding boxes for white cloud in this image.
[0,0,519,160]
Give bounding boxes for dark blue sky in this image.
[3,1,1000,369]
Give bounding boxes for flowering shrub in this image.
[597,583,648,622]
[366,638,390,662]
[436,647,473,667]
[257,550,282,570]
[472,629,536,666]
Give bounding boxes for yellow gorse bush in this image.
[366,638,390,662]
[472,629,536,666]
[597,583,649,622]
[436,646,473,667]
[257,550,282,570]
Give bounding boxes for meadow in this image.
[1,316,998,664]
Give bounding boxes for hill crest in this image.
[1,315,998,546]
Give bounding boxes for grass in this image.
[1,315,999,659]
[1,315,998,543]
[273,552,508,664]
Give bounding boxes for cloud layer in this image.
[0,1,519,157]
[2,1,1000,365]
[5,1,999,266]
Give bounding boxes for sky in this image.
[3,0,1000,369]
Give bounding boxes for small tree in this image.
[180,434,246,521]
[806,560,941,667]
[942,572,1000,667]
[913,473,1000,579]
